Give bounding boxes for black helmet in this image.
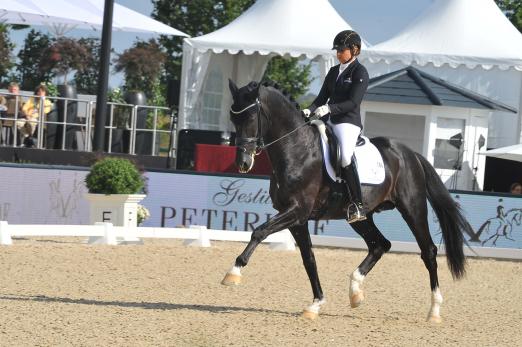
[332,30,361,51]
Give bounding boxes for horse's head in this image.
[228,79,263,173]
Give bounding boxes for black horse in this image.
[223,80,473,322]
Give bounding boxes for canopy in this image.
[481,144,522,162]
[188,0,364,59]
[363,0,522,71]
[360,0,522,148]
[179,0,359,131]
[0,0,188,36]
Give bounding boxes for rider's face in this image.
[336,48,353,64]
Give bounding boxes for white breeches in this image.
[328,121,361,167]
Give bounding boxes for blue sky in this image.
[8,0,432,91]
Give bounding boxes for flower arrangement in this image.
[137,204,150,225]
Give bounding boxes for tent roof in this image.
[0,0,188,36]
[481,144,522,162]
[362,0,522,71]
[365,66,518,113]
[186,0,362,58]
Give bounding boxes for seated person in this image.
[1,82,23,145]
[510,182,522,195]
[18,84,53,148]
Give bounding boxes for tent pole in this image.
[93,0,115,152]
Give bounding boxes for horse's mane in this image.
[260,80,301,111]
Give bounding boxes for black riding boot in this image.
[342,164,366,223]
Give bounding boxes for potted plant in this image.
[113,39,166,154]
[40,37,92,150]
[84,157,147,243]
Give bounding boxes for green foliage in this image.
[107,88,126,103]
[263,57,313,100]
[113,39,166,99]
[41,81,58,97]
[75,38,102,94]
[16,30,55,91]
[495,0,522,32]
[151,0,255,82]
[0,25,15,86]
[85,157,145,194]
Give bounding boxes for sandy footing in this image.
[0,238,521,346]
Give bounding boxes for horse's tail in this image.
[416,153,469,279]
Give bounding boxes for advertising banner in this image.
[1,164,521,250]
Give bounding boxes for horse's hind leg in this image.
[289,224,325,319]
[396,197,442,323]
[349,215,391,308]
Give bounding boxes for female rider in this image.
[302,30,369,223]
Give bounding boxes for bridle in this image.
[230,98,267,156]
[230,97,312,155]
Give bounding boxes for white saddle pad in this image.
[311,120,385,185]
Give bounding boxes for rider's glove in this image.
[301,108,311,118]
[313,105,330,118]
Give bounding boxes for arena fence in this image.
[1,221,521,260]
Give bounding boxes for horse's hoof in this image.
[350,291,365,308]
[221,273,241,286]
[427,315,442,324]
[302,309,319,320]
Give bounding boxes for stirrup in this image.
[347,203,366,223]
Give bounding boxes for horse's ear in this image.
[247,81,260,96]
[228,79,238,97]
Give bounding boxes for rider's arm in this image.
[328,65,369,115]
[308,67,334,113]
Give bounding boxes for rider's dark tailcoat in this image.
[309,59,369,129]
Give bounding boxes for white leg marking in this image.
[428,287,443,322]
[229,265,242,276]
[305,298,327,314]
[349,269,366,308]
[349,269,365,297]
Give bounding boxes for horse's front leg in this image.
[221,205,300,286]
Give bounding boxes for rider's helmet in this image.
[332,30,362,52]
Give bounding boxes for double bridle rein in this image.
[230,98,312,155]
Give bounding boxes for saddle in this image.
[324,123,365,178]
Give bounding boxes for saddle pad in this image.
[311,120,385,185]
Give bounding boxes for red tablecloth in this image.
[194,144,272,175]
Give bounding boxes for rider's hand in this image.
[301,108,311,118]
[313,105,330,118]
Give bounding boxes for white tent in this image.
[0,0,188,36]
[481,144,522,162]
[360,0,522,148]
[178,0,359,131]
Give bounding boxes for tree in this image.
[40,37,91,85]
[495,0,522,32]
[152,0,312,99]
[113,39,166,99]
[0,24,15,86]
[75,38,102,94]
[263,57,313,100]
[16,29,54,91]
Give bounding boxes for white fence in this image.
[1,221,521,260]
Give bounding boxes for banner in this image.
[1,164,521,249]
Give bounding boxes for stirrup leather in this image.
[347,202,366,223]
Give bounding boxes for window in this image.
[433,118,465,170]
[200,69,223,130]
